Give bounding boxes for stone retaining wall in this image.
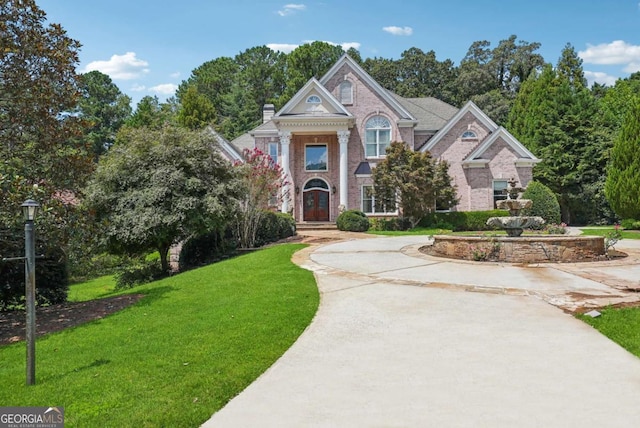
[426,235,606,263]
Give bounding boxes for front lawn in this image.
[0,244,318,427]
[578,307,640,358]
[579,227,640,240]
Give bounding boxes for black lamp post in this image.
[21,199,39,386]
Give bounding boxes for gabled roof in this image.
[319,54,417,123]
[464,127,540,165]
[275,77,352,119]
[420,101,498,152]
[207,126,243,162]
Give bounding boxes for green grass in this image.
[578,307,640,358]
[367,227,451,236]
[0,244,318,427]
[67,275,118,302]
[579,227,640,240]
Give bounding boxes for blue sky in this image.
[39,0,640,107]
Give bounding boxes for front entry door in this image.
[303,190,329,221]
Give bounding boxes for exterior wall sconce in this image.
[332,186,337,194]
[295,186,300,194]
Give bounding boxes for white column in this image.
[337,130,350,209]
[279,130,292,213]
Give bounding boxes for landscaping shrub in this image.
[336,210,370,232]
[419,210,509,231]
[621,219,640,230]
[115,260,166,290]
[179,227,237,271]
[254,211,296,247]
[0,230,68,311]
[369,217,411,231]
[521,181,561,225]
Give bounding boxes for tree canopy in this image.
[0,0,93,246]
[85,126,239,272]
[605,97,640,220]
[372,142,457,228]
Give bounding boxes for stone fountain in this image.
[486,178,544,237]
[423,178,607,263]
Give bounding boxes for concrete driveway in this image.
[203,235,640,427]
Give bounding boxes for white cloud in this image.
[578,40,640,65]
[82,52,150,80]
[584,70,618,87]
[267,43,299,53]
[149,83,178,95]
[623,62,640,73]
[382,26,413,36]
[341,42,361,51]
[277,4,306,16]
[130,84,146,92]
[170,71,181,78]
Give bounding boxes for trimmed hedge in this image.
[369,217,412,231]
[179,212,296,272]
[254,211,296,247]
[0,230,68,311]
[336,210,370,232]
[419,210,510,231]
[179,227,237,272]
[621,219,640,230]
[521,181,561,225]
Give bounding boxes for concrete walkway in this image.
[203,234,640,427]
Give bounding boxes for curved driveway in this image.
[203,235,640,427]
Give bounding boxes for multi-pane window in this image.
[339,81,353,104]
[461,130,477,139]
[305,144,328,171]
[365,116,391,157]
[493,180,508,208]
[361,185,396,214]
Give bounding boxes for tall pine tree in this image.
[605,97,640,220]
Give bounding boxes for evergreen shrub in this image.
[521,181,561,225]
[336,210,370,232]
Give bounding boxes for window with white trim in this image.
[339,81,353,104]
[361,185,396,214]
[461,130,477,140]
[306,95,321,104]
[305,144,328,171]
[268,142,278,164]
[365,115,391,158]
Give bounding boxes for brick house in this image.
[217,54,539,223]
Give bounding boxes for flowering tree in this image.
[234,148,289,248]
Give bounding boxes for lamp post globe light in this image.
[21,199,39,385]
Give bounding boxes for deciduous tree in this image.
[233,148,288,248]
[85,126,238,272]
[372,142,457,228]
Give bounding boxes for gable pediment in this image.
[275,78,353,121]
[463,127,540,167]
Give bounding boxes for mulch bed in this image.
[0,294,144,345]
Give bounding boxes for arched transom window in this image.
[365,115,391,157]
[461,130,477,140]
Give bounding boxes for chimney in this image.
[263,104,275,123]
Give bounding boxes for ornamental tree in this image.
[233,148,288,248]
[85,126,239,272]
[372,142,457,228]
